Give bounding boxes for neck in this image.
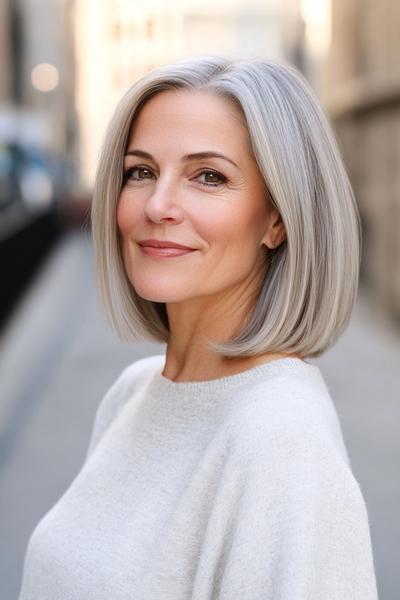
[161,296,301,382]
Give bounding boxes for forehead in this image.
[126,89,251,152]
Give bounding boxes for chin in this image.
[137,293,189,303]
[132,284,192,304]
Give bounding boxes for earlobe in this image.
[262,237,285,250]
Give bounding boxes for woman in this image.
[19,56,378,599]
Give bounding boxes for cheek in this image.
[199,206,263,248]
[116,193,141,236]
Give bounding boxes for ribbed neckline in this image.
[149,356,319,399]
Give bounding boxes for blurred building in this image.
[12,0,77,159]
[73,0,307,191]
[322,0,400,325]
[0,0,80,326]
[0,0,79,222]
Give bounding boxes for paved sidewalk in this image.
[0,229,398,599]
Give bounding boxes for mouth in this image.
[138,245,197,259]
[137,238,197,258]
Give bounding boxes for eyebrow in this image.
[124,149,239,169]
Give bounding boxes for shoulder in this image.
[97,354,164,418]
[227,361,351,468]
[84,354,165,460]
[114,353,165,394]
[227,379,365,512]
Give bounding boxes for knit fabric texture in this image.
[18,355,378,599]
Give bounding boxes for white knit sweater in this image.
[18,355,378,599]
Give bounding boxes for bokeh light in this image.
[31,63,59,92]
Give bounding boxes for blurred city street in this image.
[0,229,399,600]
[1,1,400,599]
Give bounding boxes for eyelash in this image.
[122,166,228,188]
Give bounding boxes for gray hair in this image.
[91,55,361,359]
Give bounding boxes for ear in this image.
[262,208,286,249]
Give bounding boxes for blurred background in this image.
[0,0,399,598]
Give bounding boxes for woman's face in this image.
[117,89,285,304]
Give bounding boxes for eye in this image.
[123,166,156,182]
[195,170,227,187]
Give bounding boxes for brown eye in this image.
[124,166,155,181]
[196,170,227,187]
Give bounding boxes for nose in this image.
[143,176,185,224]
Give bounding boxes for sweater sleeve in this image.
[216,421,378,600]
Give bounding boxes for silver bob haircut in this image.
[91,55,361,359]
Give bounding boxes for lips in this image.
[137,238,197,259]
[138,239,195,250]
